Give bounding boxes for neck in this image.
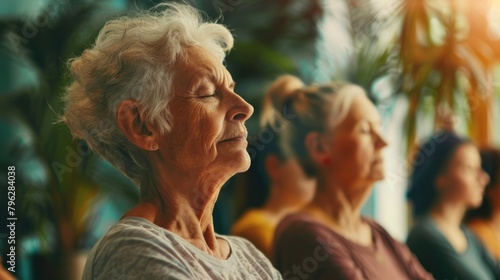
[264,183,310,216]
[430,200,466,230]
[310,175,373,229]
[125,163,231,258]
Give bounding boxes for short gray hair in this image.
[274,82,366,177]
[62,2,234,190]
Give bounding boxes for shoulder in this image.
[406,217,451,259]
[273,214,367,279]
[233,209,267,224]
[276,213,329,234]
[95,218,166,248]
[96,217,179,251]
[231,210,274,237]
[362,217,390,235]
[362,218,401,246]
[275,213,334,242]
[274,213,352,257]
[406,217,440,243]
[85,217,194,279]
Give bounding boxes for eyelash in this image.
[360,126,371,133]
[201,93,216,98]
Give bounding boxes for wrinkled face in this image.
[158,46,254,176]
[438,144,490,208]
[326,94,387,189]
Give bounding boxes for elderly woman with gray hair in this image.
[62,3,281,279]
[271,82,432,279]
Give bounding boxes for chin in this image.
[241,153,251,171]
[229,151,251,173]
[369,170,385,182]
[471,198,484,208]
[466,197,483,209]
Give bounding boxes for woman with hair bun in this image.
[271,82,432,279]
[231,75,316,258]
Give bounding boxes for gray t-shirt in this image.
[82,217,282,280]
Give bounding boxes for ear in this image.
[116,99,158,151]
[435,174,447,191]
[305,132,329,165]
[264,155,282,181]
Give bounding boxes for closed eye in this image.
[358,122,371,133]
[200,93,216,98]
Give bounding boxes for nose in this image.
[228,91,254,122]
[480,170,490,187]
[375,131,388,149]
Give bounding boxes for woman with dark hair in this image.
[231,75,316,258]
[466,148,500,260]
[271,82,432,279]
[406,131,498,280]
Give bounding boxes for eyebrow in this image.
[358,119,381,126]
[186,75,209,94]
[188,63,235,88]
[202,62,233,82]
[207,72,235,89]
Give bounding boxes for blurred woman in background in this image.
[272,82,432,279]
[466,148,500,261]
[231,75,316,258]
[407,131,498,279]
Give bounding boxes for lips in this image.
[220,132,248,143]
